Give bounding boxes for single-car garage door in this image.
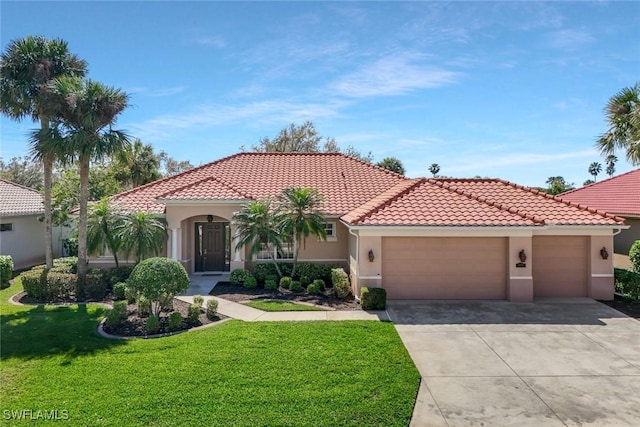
[532,236,588,297]
[382,237,507,299]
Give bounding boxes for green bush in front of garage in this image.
[614,268,640,300]
[360,286,387,310]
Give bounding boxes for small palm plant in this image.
[116,211,167,264]
[86,198,123,267]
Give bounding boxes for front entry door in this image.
[195,223,225,271]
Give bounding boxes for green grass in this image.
[244,300,327,311]
[1,280,419,426]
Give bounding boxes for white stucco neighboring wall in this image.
[0,214,46,269]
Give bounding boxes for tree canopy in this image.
[376,157,405,175]
[597,82,640,165]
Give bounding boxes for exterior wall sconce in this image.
[518,249,527,263]
[600,247,609,260]
[368,249,375,262]
[207,215,213,223]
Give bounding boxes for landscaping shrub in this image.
[630,240,640,273]
[615,268,640,300]
[230,268,252,285]
[124,286,138,303]
[332,268,351,298]
[21,268,46,298]
[243,275,258,289]
[306,282,321,295]
[206,299,219,320]
[295,262,336,283]
[105,301,128,329]
[85,270,107,300]
[113,282,127,300]
[264,279,278,290]
[145,315,160,334]
[52,256,78,273]
[107,265,135,286]
[159,293,174,311]
[300,275,311,287]
[279,276,292,289]
[137,295,151,317]
[289,280,303,292]
[193,295,204,307]
[62,238,78,257]
[168,312,183,332]
[45,271,77,300]
[312,279,326,291]
[360,287,387,310]
[188,303,201,323]
[0,255,14,288]
[128,257,189,316]
[252,263,273,283]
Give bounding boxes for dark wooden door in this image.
[196,223,225,271]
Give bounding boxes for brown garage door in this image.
[382,237,507,299]
[532,236,588,297]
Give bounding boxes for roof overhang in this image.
[156,198,251,205]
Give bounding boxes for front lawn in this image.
[1,281,419,426]
[245,300,326,311]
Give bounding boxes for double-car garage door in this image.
[381,236,588,299]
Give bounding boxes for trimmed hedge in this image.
[306,282,321,295]
[251,262,338,283]
[360,287,387,310]
[331,268,351,299]
[85,270,107,300]
[243,275,258,289]
[264,279,278,290]
[630,240,640,273]
[279,276,292,289]
[21,268,77,300]
[615,268,640,300]
[289,280,303,292]
[230,268,252,285]
[206,299,219,320]
[0,255,13,288]
[128,257,189,316]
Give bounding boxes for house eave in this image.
[157,198,251,205]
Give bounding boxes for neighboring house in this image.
[560,169,639,255]
[108,152,625,302]
[0,179,64,269]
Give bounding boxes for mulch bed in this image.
[601,295,640,320]
[13,292,226,337]
[210,282,361,311]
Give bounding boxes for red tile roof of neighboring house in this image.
[111,153,405,215]
[109,152,624,227]
[559,168,640,216]
[0,179,44,216]
[342,178,623,226]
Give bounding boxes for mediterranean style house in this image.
[104,152,626,302]
[560,168,639,256]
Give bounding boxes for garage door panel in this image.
[532,236,587,297]
[382,237,507,300]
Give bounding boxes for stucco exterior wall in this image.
[0,215,46,269]
[615,217,639,255]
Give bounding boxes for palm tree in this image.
[115,211,167,265]
[376,157,405,175]
[276,188,326,278]
[87,198,123,268]
[588,162,602,182]
[597,83,640,165]
[429,163,440,177]
[232,199,284,278]
[46,76,129,285]
[114,138,161,189]
[605,154,617,177]
[0,36,87,268]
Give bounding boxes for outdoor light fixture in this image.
[600,247,609,260]
[207,215,213,223]
[518,249,527,263]
[368,249,375,262]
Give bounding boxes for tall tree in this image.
[276,188,326,278]
[376,157,406,175]
[114,139,161,189]
[545,176,575,195]
[605,154,617,177]
[232,199,284,278]
[429,163,441,177]
[0,35,87,268]
[597,82,640,165]
[86,198,123,268]
[44,76,129,286]
[0,156,43,189]
[588,162,602,182]
[115,211,166,264]
[157,150,194,176]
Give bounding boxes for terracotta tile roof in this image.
[559,168,640,216]
[0,179,44,216]
[343,178,623,227]
[111,153,406,215]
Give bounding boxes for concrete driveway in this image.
[388,299,640,426]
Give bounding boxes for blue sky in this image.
[1,1,638,187]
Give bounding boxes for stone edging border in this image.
[9,291,231,340]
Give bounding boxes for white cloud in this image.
[447,149,598,173]
[547,29,594,50]
[192,36,227,48]
[329,53,461,98]
[127,86,187,98]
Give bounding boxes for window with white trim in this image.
[323,222,337,241]
[255,237,295,261]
